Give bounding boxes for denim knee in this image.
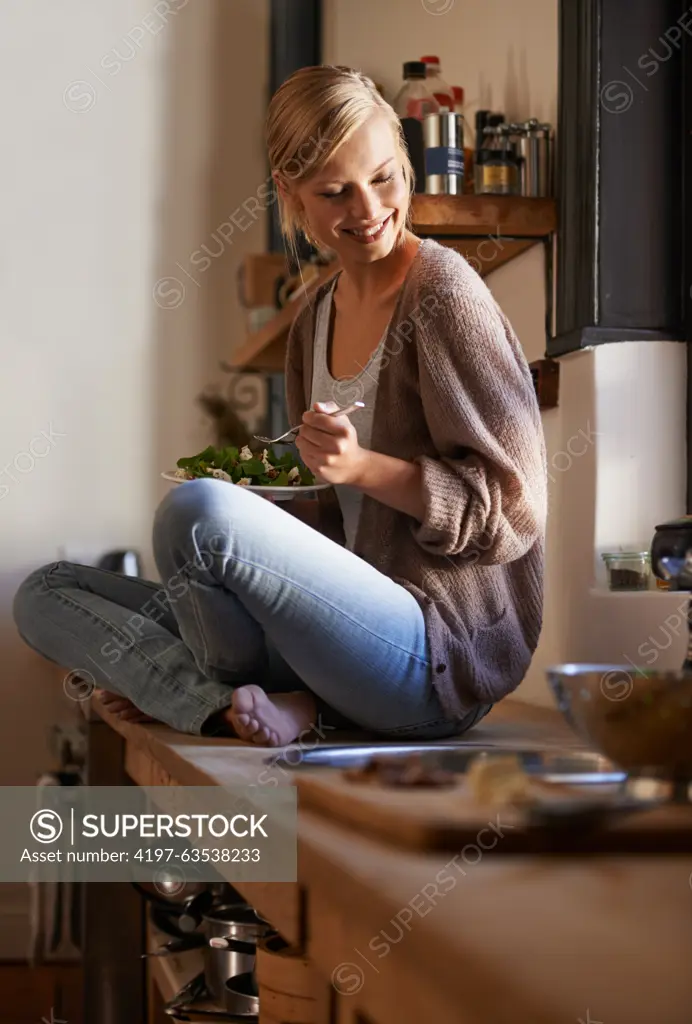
[12,561,60,643]
[153,478,239,572]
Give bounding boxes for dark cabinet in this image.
[551,0,688,355]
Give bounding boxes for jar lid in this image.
[654,515,692,530]
[420,55,441,66]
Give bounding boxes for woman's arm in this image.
[297,403,426,520]
[408,282,547,564]
[350,450,425,522]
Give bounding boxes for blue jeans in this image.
[13,478,489,738]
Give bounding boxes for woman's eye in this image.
[319,173,394,198]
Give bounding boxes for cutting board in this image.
[296,770,692,854]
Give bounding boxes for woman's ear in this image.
[272,171,289,201]
[272,171,304,218]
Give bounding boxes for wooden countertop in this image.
[301,813,692,1024]
[90,697,581,790]
[90,699,692,1024]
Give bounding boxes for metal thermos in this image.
[513,119,553,197]
[422,112,465,195]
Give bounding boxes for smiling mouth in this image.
[342,213,394,243]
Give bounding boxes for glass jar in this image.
[475,126,519,195]
[601,551,652,591]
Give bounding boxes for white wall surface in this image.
[0,0,268,954]
[323,0,558,127]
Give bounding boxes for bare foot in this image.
[225,685,317,747]
[95,689,157,724]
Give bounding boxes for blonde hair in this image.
[266,65,414,260]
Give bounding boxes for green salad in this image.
[173,444,315,488]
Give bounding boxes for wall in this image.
[0,0,268,954]
[323,0,558,127]
[324,0,689,704]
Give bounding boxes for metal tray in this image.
[270,744,626,785]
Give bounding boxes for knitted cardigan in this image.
[284,238,547,718]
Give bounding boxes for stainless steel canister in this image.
[508,123,528,195]
[422,112,465,195]
[518,119,553,197]
[202,904,268,1005]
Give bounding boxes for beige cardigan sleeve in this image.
[410,282,547,564]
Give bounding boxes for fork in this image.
[254,401,365,445]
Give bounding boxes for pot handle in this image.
[177,889,214,933]
[208,935,256,956]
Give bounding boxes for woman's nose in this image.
[348,186,379,222]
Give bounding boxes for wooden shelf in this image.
[231,196,557,370]
[411,194,557,237]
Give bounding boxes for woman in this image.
[12,66,546,747]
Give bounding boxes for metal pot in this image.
[202,904,267,1005]
[224,971,259,1017]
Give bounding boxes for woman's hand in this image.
[295,401,369,486]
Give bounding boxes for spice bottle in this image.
[476,125,519,195]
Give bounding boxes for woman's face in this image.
[294,113,409,264]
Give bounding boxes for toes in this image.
[229,712,256,741]
[252,726,270,743]
[120,709,151,722]
[98,690,121,704]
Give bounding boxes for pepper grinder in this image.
[650,515,692,671]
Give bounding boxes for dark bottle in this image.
[394,62,440,194]
[476,125,519,195]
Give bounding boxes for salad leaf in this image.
[174,442,314,488]
[219,446,239,472]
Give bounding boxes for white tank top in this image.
[309,280,388,550]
